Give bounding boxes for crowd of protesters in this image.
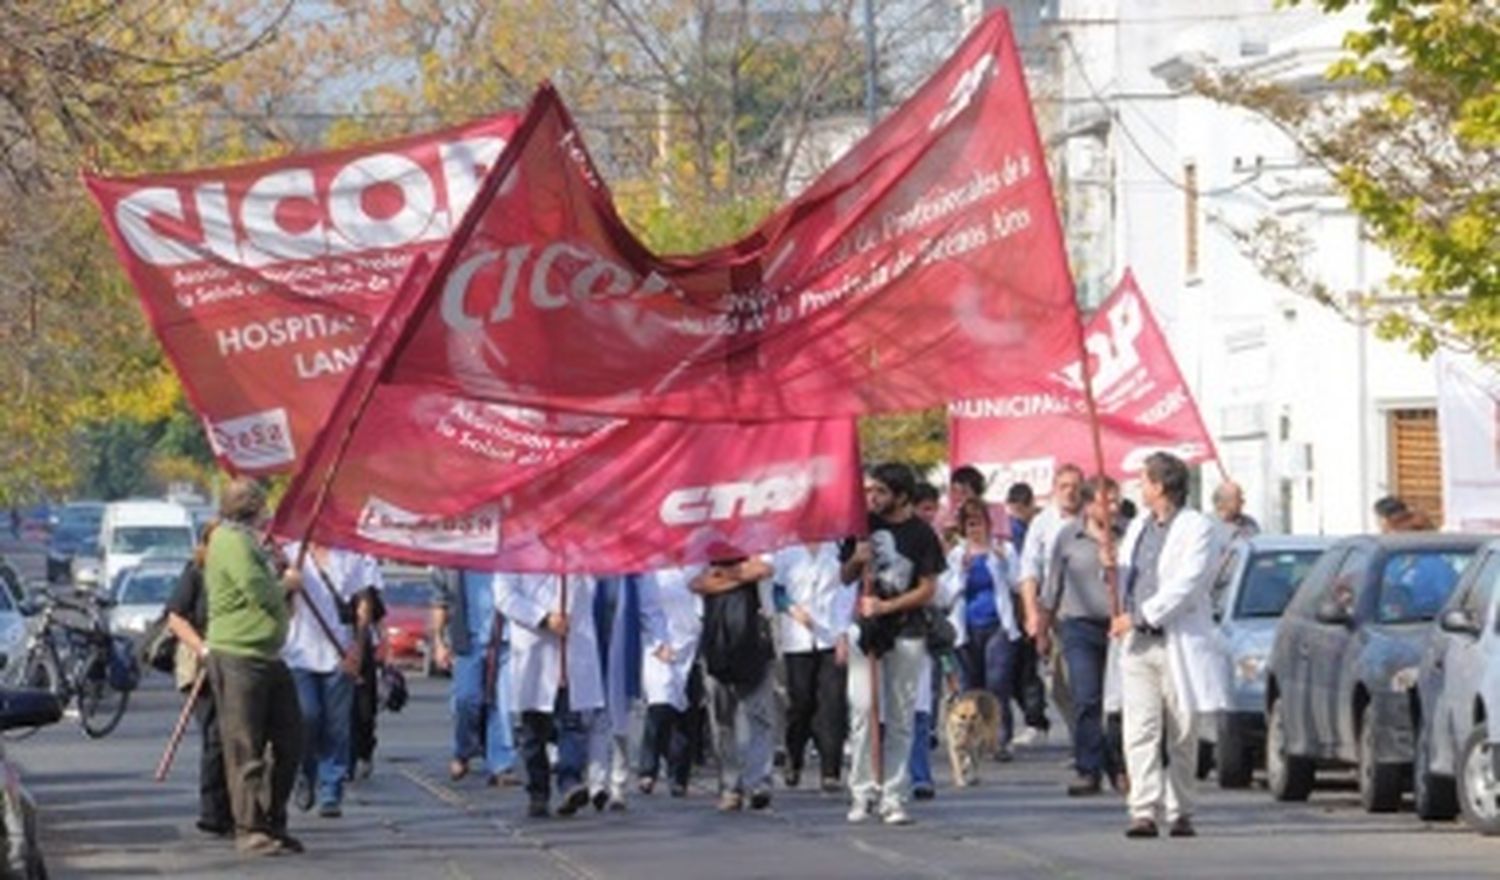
[170,450,1372,856]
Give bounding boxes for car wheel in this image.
[1358,703,1403,813]
[1267,699,1314,801]
[1458,723,1500,836]
[1414,716,1458,821]
[1217,714,1254,789]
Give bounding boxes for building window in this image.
[1184,162,1199,279]
[1387,408,1443,526]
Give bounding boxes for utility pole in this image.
[862,0,878,128]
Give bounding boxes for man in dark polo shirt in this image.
[1042,476,1126,796]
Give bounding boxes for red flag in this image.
[84,112,520,474]
[393,9,1079,420]
[949,271,1219,492]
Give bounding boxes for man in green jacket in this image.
[205,478,304,857]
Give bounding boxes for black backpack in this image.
[700,582,773,688]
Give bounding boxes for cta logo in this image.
[659,460,833,527]
[209,409,295,470]
[356,496,500,555]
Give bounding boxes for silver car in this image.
[108,561,186,640]
[1207,535,1331,788]
[1414,539,1500,834]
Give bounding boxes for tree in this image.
[1197,1,1499,358]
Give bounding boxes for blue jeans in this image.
[909,711,933,787]
[1060,617,1119,780]
[958,623,1018,743]
[451,646,515,775]
[291,668,353,808]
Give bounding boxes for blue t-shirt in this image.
[965,556,1000,629]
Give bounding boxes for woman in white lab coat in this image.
[772,543,855,791]
[636,566,702,796]
[494,573,605,817]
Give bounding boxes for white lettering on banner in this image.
[440,244,677,331]
[1136,387,1187,426]
[356,496,500,555]
[294,344,362,379]
[1057,291,1144,394]
[113,135,506,268]
[1121,442,1206,473]
[948,394,1079,420]
[659,459,835,526]
[215,313,361,357]
[931,52,997,132]
[972,458,1055,502]
[208,409,295,470]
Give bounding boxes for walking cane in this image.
[156,669,207,782]
[862,563,883,791]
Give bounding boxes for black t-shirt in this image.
[866,512,947,638]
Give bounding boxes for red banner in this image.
[85,112,520,475]
[270,259,863,571]
[949,271,1218,492]
[390,9,1079,420]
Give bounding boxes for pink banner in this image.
[950,271,1218,492]
[388,9,1080,420]
[85,112,520,475]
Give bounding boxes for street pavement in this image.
[3,535,1498,878]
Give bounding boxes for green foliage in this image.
[1270,1,1500,357]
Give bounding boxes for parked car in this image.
[381,565,442,675]
[0,581,28,675]
[45,501,105,584]
[99,500,194,591]
[0,556,22,606]
[0,687,64,878]
[1266,533,1484,812]
[1413,539,1500,833]
[1206,535,1331,788]
[108,560,187,640]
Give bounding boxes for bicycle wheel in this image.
[77,652,129,739]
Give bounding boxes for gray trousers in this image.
[706,669,776,795]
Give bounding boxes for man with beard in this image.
[841,463,945,825]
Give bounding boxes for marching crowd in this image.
[168,450,1261,857]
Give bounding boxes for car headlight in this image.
[1236,654,1267,683]
[1390,666,1420,693]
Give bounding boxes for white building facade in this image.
[966,0,1443,534]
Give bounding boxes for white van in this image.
[98,500,196,592]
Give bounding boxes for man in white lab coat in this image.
[638,567,703,797]
[1111,452,1231,839]
[495,573,607,818]
[773,542,855,792]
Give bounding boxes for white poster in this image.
[1437,352,1500,531]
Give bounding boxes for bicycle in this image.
[3,588,137,738]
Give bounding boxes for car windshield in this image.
[119,571,177,605]
[1377,551,1474,624]
[58,507,103,532]
[384,579,436,607]
[110,526,193,555]
[1234,550,1323,619]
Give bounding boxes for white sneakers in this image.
[847,801,872,823]
[847,798,914,826]
[881,806,913,826]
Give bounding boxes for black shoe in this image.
[557,785,590,817]
[527,800,550,819]
[592,790,609,812]
[1067,774,1102,797]
[1169,817,1197,838]
[749,790,771,810]
[912,783,936,801]
[669,782,688,798]
[196,820,233,838]
[317,801,342,819]
[638,776,656,795]
[820,776,842,794]
[784,767,801,788]
[1125,818,1159,839]
[274,832,305,854]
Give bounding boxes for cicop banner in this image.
[1437,352,1500,531]
[949,271,1218,493]
[85,111,520,475]
[385,8,1081,420]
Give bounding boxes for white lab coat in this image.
[495,573,604,714]
[282,544,380,674]
[940,542,1021,643]
[1116,508,1231,714]
[772,543,855,652]
[640,568,702,712]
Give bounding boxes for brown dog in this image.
[944,689,1001,787]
